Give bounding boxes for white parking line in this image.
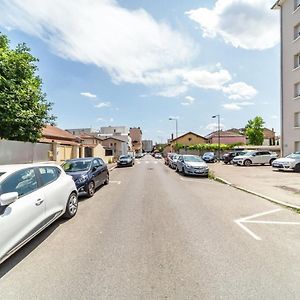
[110,181,121,185]
[234,208,300,241]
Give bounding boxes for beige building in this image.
[168,132,207,152]
[130,127,142,154]
[273,0,300,155]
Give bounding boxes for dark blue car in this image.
[62,157,109,197]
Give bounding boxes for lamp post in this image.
[169,117,178,138]
[212,114,220,161]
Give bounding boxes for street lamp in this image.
[212,114,220,161]
[169,117,178,138]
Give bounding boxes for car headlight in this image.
[76,174,89,184]
[184,164,192,169]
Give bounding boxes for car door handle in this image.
[35,199,44,206]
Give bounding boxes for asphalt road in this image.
[1,155,300,299]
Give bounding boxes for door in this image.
[37,166,67,223]
[91,159,102,187]
[96,158,107,184]
[0,168,45,262]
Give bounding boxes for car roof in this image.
[0,162,62,174]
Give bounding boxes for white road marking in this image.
[154,161,158,164]
[234,208,300,241]
[110,181,121,185]
[180,177,209,183]
[145,161,149,164]
[137,161,141,165]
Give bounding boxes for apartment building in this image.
[130,127,142,154]
[273,0,300,155]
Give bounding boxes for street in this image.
[1,155,300,299]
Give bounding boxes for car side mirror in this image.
[92,166,98,172]
[0,192,18,206]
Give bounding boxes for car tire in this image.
[224,162,228,165]
[294,164,300,172]
[244,159,251,166]
[63,192,78,219]
[87,181,95,198]
[269,158,276,165]
[175,166,179,172]
[104,172,109,185]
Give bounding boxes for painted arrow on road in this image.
[234,208,300,241]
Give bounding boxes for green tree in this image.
[0,33,55,142]
[245,116,265,145]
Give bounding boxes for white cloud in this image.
[181,95,195,106]
[80,92,96,98]
[157,85,188,98]
[183,69,232,90]
[109,117,114,122]
[0,0,196,86]
[95,102,111,108]
[222,103,242,110]
[222,82,257,100]
[97,117,105,122]
[186,0,279,50]
[206,122,225,131]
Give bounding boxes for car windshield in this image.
[183,156,203,162]
[286,153,300,159]
[120,155,130,159]
[238,151,251,156]
[62,160,91,172]
[203,152,214,156]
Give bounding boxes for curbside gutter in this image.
[108,164,117,172]
[214,176,300,210]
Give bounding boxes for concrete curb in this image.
[108,165,117,172]
[215,176,300,210]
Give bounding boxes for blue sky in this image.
[0,0,280,143]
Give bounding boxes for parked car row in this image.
[165,153,209,177]
[0,156,110,265]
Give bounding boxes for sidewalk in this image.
[210,163,300,209]
[107,163,117,171]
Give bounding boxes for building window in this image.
[295,0,300,10]
[295,82,300,98]
[188,138,192,141]
[295,53,300,69]
[294,23,300,40]
[294,112,300,127]
[295,141,300,152]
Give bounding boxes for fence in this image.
[0,140,52,164]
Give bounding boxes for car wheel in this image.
[63,192,78,219]
[176,166,179,173]
[269,158,276,165]
[244,159,251,166]
[104,172,109,185]
[294,164,300,172]
[224,161,228,165]
[87,181,95,197]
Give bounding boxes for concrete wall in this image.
[0,140,52,164]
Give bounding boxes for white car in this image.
[154,153,162,159]
[0,163,78,264]
[272,152,300,172]
[232,150,278,166]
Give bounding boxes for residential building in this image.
[272,0,300,155]
[98,126,131,150]
[41,125,81,162]
[168,132,207,152]
[101,137,128,158]
[130,127,142,154]
[206,130,246,145]
[142,140,153,152]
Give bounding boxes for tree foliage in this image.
[245,116,264,145]
[0,33,55,142]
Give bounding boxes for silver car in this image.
[176,155,209,177]
[0,163,78,264]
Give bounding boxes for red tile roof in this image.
[42,125,79,141]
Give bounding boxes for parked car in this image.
[222,151,248,164]
[0,163,78,265]
[155,153,162,159]
[135,153,143,159]
[272,152,300,172]
[202,152,217,163]
[117,155,135,167]
[62,157,109,197]
[232,150,277,166]
[169,154,179,169]
[164,153,175,165]
[176,155,209,177]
